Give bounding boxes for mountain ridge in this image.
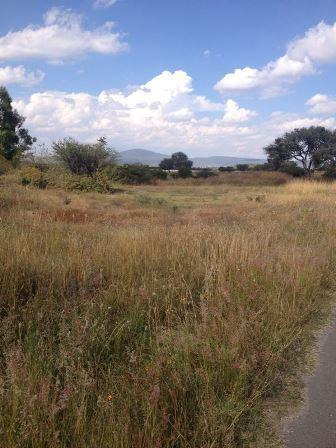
[119,148,265,167]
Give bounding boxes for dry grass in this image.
[162,171,290,187]
[0,173,335,447]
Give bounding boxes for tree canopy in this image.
[159,152,193,177]
[264,126,334,173]
[0,86,35,161]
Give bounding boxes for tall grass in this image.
[0,177,335,447]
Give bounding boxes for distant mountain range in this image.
[118,149,265,168]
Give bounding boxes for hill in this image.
[119,148,265,167]
[118,149,169,165]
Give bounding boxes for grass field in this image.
[0,171,335,447]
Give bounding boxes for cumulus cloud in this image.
[288,22,336,64]
[14,70,260,155]
[0,7,128,63]
[215,21,336,97]
[223,99,257,122]
[0,65,44,86]
[306,93,336,115]
[93,0,118,8]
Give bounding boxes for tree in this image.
[171,152,193,170]
[159,158,174,170]
[53,137,118,176]
[0,86,35,161]
[313,130,336,168]
[265,126,333,174]
[159,152,193,177]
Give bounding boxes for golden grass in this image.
[0,174,335,447]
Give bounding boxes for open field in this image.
[0,172,336,447]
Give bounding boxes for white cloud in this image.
[0,65,44,86]
[94,0,118,8]
[215,55,314,98]
[288,21,336,64]
[223,99,257,122]
[306,93,336,115]
[0,7,128,64]
[14,70,261,156]
[203,49,211,57]
[215,21,336,97]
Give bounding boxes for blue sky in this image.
[1,0,336,157]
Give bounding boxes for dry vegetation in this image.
[0,171,335,447]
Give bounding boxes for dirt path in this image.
[283,319,336,448]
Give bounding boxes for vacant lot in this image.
[0,172,335,447]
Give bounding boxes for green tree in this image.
[0,86,35,161]
[53,137,118,176]
[171,152,193,170]
[159,152,193,177]
[159,158,174,170]
[265,126,333,174]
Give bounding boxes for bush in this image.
[195,168,217,178]
[19,166,48,189]
[236,164,250,171]
[53,137,118,176]
[178,166,193,178]
[251,163,271,171]
[218,166,235,172]
[106,164,167,184]
[279,162,306,177]
[65,172,118,193]
[0,155,12,175]
[322,165,336,181]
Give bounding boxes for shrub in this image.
[106,164,166,184]
[0,155,12,175]
[195,168,217,178]
[322,165,336,181]
[19,166,48,189]
[218,166,235,172]
[66,172,117,193]
[251,163,271,171]
[279,162,306,177]
[53,137,118,176]
[236,164,250,171]
[178,166,193,178]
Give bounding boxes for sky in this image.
[1,0,336,157]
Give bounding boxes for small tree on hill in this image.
[0,86,35,161]
[53,137,118,176]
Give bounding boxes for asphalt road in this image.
[283,321,336,448]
